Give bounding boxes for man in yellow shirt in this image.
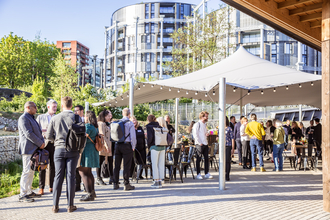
[245,114,266,172]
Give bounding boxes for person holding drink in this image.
[36,99,58,195]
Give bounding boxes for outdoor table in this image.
[292,143,312,171]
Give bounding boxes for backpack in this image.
[110,120,131,143]
[167,133,174,146]
[30,148,49,171]
[154,127,169,146]
[87,133,104,152]
[66,115,87,153]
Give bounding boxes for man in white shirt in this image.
[36,99,57,195]
[192,111,213,180]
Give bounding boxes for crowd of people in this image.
[17,97,322,212]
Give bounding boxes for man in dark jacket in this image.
[18,101,45,203]
[234,116,244,165]
[313,118,322,158]
[283,120,291,149]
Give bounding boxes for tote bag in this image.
[153,127,169,146]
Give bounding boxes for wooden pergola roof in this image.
[222,0,322,51]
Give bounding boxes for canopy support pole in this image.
[322,1,330,212]
[129,77,134,116]
[174,98,179,148]
[219,77,226,190]
[299,104,302,122]
[240,88,243,116]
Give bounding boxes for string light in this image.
[205,93,208,97]
[286,86,289,90]
[273,88,276,93]
[233,87,236,92]
[195,91,198,95]
[311,82,314,86]
[115,100,118,103]
[127,94,129,97]
[261,90,264,95]
[299,84,302,88]
[121,96,124,100]
[143,83,145,87]
[169,88,171,91]
[138,86,141,90]
[213,90,215,95]
[186,91,189,95]
[160,86,163,90]
[151,84,154,88]
[248,90,250,95]
[177,89,180,93]
[109,103,111,106]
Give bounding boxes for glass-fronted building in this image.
[105,2,195,90]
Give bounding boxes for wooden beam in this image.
[300,12,322,22]
[278,0,316,10]
[221,0,321,51]
[322,0,330,213]
[289,3,323,16]
[311,20,322,28]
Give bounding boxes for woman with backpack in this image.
[79,111,99,201]
[96,109,112,185]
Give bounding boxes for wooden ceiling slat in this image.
[300,12,322,22]
[278,0,317,10]
[310,20,322,28]
[289,3,323,16]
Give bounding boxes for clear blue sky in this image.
[0,0,222,58]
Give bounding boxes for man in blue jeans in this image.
[272,120,285,171]
[245,114,266,172]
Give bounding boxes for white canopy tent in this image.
[94,46,322,108]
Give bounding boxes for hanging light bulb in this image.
[233,87,236,92]
[186,91,189,95]
[286,86,289,90]
[299,84,302,88]
[143,83,145,87]
[121,96,124,100]
[115,100,118,103]
[151,84,154,88]
[109,103,112,106]
[247,90,250,95]
[195,91,198,95]
[169,88,171,91]
[273,88,276,93]
[213,90,215,95]
[160,86,163,90]
[261,90,264,95]
[177,89,180,93]
[127,94,129,97]
[205,93,207,97]
[138,86,141,90]
[311,82,314,86]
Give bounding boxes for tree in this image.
[30,77,48,104]
[49,53,78,101]
[165,7,234,77]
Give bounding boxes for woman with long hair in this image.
[79,111,99,201]
[96,109,112,185]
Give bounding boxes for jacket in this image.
[18,112,44,155]
[98,121,112,157]
[146,121,160,148]
[289,127,303,141]
[45,110,79,149]
[273,127,285,145]
[233,122,241,140]
[313,123,322,143]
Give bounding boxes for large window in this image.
[145,4,149,12]
[147,35,151,43]
[302,55,307,66]
[151,4,155,13]
[242,33,260,43]
[271,54,276,63]
[141,53,145,62]
[164,27,174,33]
[160,7,174,13]
[271,44,276,54]
[151,23,155,33]
[285,43,293,54]
[246,46,260,55]
[145,13,149,19]
[146,53,150,62]
[62,42,71,48]
[158,37,173,43]
[145,24,149,33]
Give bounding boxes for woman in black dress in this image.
[130,116,146,179]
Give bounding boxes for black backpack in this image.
[30,148,49,171]
[66,115,86,153]
[110,120,130,143]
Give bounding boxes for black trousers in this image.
[75,168,81,190]
[226,146,232,179]
[242,140,251,166]
[235,139,242,163]
[114,143,133,185]
[96,155,111,179]
[196,144,209,175]
[39,142,55,189]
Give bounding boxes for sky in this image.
[0,0,222,58]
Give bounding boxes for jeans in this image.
[53,148,79,207]
[273,143,284,170]
[250,139,264,168]
[235,139,242,163]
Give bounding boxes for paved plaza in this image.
[1,158,330,220]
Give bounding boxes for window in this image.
[242,33,260,43]
[285,43,293,54]
[141,35,145,43]
[146,53,150,62]
[271,44,276,54]
[151,4,155,13]
[145,24,149,33]
[63,49,70,53]
[151,23,155,33]
[164,27,174,33]
[145,4,149,12]
[141,53,145,62]
[147,35,151,43]
[151,13,155,18]
[145,13,149,19]
[302,44,307,55]
[158,37,173,43]
[62,42,71,48]
[64,54,71,59]
[117,76,123,81]
[302,55,307,66]
[127,54,131,63]
[151,53,155,62]
[160,7,174,13]
[271,54,276,63]
[144,73,149,80]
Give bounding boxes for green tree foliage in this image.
[30,77,48,104]
[49,53,78,101]
[0,32,60,89]
[165,8,234,77]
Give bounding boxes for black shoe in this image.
[243,165,248,169]
[96,178,106,185]
[124,184,135,191]
[80,193,95,201]
[226,177,230,181]
[109,179,114,185]
[113,183,119,190]
[138,176,144,180]
[91,190,96,198]
[27,192,41,198]
[19,195,34,203]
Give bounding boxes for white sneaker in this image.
[205,173,213,179]
[196,174,203,180]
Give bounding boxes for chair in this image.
[180,146,195,180]
[132,150,152,183]
[282,142,297,170]
[209,143,219,171]
[165,147,183,183]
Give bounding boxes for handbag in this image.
[101,160,110,178]
[87,134,104,152]
[153,127,169,146]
